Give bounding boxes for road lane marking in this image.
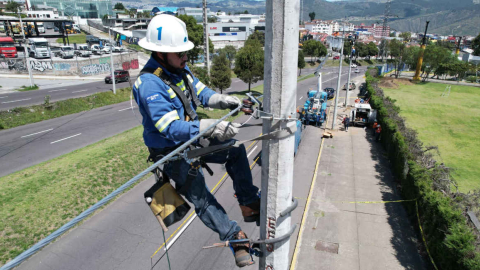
[72,90,88,93]
[118,106,135,112]
[50,133,81,144]
[165,214,197,251]
[0,96,8,99]
[48,89,67,92]
[21,128,53,138]
[247,145,258,158]
[2,98,31,104]
[299,96,303,100]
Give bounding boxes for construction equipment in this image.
[413,21,430,81]
[298,90,328,126]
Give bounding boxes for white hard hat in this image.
[138,14,194,53]
[377,124,381,127]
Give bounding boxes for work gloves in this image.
[208,94,241,110]
[200,119,240,142]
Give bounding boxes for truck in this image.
[351,103,377,127]
[37,22,45,33]
[0,37,17,58]
[75,45,92,57]
[27,38,51,59]
[54,46,75,59]
[0,22,5,33]
[86,35,100,46]
[298,90,328,126]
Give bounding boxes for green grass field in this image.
[56,33,86,44]
[382,80,480,192]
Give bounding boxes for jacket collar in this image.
[144,55,191,80]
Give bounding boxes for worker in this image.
[375,124,382,142]
[372,120,378,136]
[343,115,350,132]
[132,14,259,267]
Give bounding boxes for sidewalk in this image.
[397,72,480,87]
[292,94,427,269]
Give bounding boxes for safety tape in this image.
[294,196,438,270]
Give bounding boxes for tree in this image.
[244,10,249,14]
[355,42,368,58]
[298,50,306,76]
[315,41,327,58]
[228,12,231,15]
[472,33,480,56]
[191,66,211,87]
[367,42,378,59]
[114,2,125,10]
[222,45,237,68]
[207,16,217,23]
[178,15,204,65]
[233,39,264,91]
[6,0,21,13]
[308,12,315,22]
[246,30,265,47]
[399,32,411,43]
[211,51,232,94]
[141,10,151,18]
[128,8,137,18]
[302,39,326,62]
[388,39,407,78]
[102,14,109,23]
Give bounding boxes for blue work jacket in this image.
[132,57,216,149]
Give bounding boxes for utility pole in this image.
[331,25,345,130]
[317,72,322,92]
[455,36,463,55]
[203,0,210,76]
[109,27,116,94]
[19,8,34,87]
[413,21,429,81]
[260,0,298,268]
[345,35,355,109]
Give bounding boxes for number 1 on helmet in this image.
[157,27,162,40]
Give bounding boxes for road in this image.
[11,66,367,270]
[0,66,366,179]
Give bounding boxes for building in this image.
[26,0,112,19]
[177,7,216,22]
[26,5,59,18]
[305,20,354,35]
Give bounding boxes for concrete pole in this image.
[19,8,34,87]
[109,28,116,94]
[345,40,353,107]
[331,26,345,130]
[203,0,210,77]
[260,0,298,269]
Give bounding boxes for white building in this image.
[305,20,354,35]
[177,7,216,22]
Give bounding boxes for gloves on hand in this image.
[208,94,241,110]
[200,119,241,141]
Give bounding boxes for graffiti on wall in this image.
[30,60,53,72]
[98,57,110,64]
[0,59,27,71]
[122,59,139,70]
[82,63,111,75]
[53,63,71,71]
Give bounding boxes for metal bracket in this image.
[280,198,298,218]
[254,110,297,121]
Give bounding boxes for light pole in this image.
[109,27,116,94]
[332,24,345,130]
[18,7,34,87]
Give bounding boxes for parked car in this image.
[351,64,357,68]
[112,46,122,52]
[324,87,335,100]
[333,56,340,60]
[343,82,356,91]
[75,45,92,57]
[354,68,360,73]
[90,44,103,55]
[101,45,112,54]
[55,46,74,59]
[105,70,130,84]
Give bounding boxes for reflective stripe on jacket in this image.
[132,56,216,148]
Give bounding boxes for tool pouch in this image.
[144,180,191,229]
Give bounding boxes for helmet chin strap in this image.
[153,52,184,75]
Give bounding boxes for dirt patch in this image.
[379,78,414,89]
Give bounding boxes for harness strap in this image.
[140,67,198,121]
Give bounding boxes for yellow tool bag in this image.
[144,176,191,231]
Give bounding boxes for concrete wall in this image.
[0,52,139,77]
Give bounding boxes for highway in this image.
[5,66,367,270]
[0,66,351,177]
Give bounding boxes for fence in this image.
[0,52,139,77]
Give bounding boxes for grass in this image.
[382,80,480,192]
[297,73,315,82]
[0,87,132,130]
[17,84,39,91]
[0,83,265,265]
[56,33,87,44]
[231,70,237,78]
[128,44,149,54]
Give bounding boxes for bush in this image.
[466,76,478,83]
[365,73,480,270]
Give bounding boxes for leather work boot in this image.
[231,231,254,267]
[240,198,260,223]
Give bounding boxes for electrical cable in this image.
[162,228,172,270]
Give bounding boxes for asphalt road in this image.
[8,66,367,270]
[0,66,366,178]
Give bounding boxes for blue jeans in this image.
[163,139,259,241]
